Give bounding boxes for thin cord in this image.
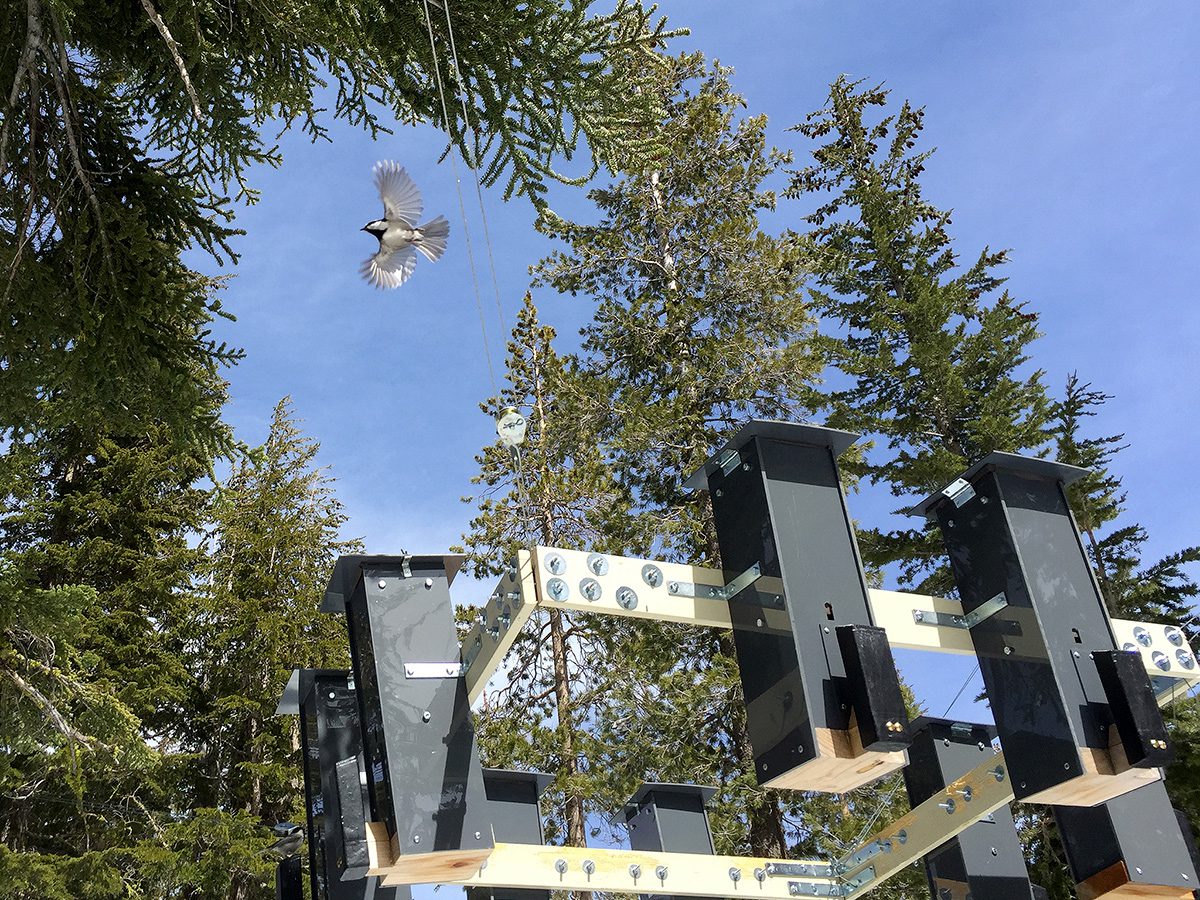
[420,0,498,394]
[841,662,983,852]
[438,0,508,339]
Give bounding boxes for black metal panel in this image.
[1055,780,1198,891]
[835,625,911,751]
[619,784,718,900]
[1093,650,1174,767]
[467,770,552,900]
[294,669,410,900]
[697,422,875,783]
[342,556,493,856]
[914,454,1152,801]
[481,769,551,846]
[275,858,303,900]
[622,784,717,855]
[903,717,1037,900]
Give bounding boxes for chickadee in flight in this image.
[360,161,450,288]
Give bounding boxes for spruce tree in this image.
[460,294,628,850]
[534,52,819,858]
[788,76,1053,592]
[175,397,355,898]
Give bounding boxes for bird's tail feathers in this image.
[416,216,450,262]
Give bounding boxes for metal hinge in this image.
[941,478,976,508]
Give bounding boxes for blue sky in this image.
[202,3,1200,722]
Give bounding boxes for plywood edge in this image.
[1022,740,1161,807]
[763,723,907,793]
[1078,860,1193,899]
[376,847,494,884]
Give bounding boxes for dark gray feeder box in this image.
[904,717,1042,900]
[911,453,1170,807]
[687,421,912,793]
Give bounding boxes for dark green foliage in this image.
[788,76,1053,592]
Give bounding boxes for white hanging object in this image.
[495,407,527,448]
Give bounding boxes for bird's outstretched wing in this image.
[374,161,423,227]
[415,216,450,262]
[361,244,418,289]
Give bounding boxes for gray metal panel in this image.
[703,425,879,784]
[904,718,1036,900]
[345,557,493,855]
[323,554,467,612]
[1056,780,1199,890]
[931,467,1110,798]
[909,452,1090,519]
[481,769,550,845]
[683,420,859,490]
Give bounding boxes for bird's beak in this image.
[360,224,369,232]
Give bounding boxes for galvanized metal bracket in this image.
[666,562,783,607]
[836,833,904,874]
[912,592,1008,630]
[787,866,874,898]
[764,862,834,879]
[404,662,466,679]
[941,478,976,508]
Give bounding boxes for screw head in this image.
[629,864,641,879]
[580,578,602,602]
[728,867,742,883]
[1003,645,1013,655]
[424,578,433,589]
[554,859,567,875]
[913,610,925,622]
[412,835,420,844]
[587,553,609,576]
[545,553,566,575]
[754,868,766,883]
[475,831,481,840]
[582,860,595,875]
[655,866,668,880]
[378,580,387,589]
[547,577,569,601]
[642,564,663,587]
[422,710,431,722]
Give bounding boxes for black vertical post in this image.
[911,453,1169,806]
[903,718,1040,900]
[619,783,718,900]
[1055,781,1199,898]
[275,857,303,900]
[325,554,493,858]
[276,668,410,900]
[686,421,911,793]
[466,769,553,900]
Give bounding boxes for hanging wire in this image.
[840,662,983,853]
[438,0,508,339]
[419,0,498,395]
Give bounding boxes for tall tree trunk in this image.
[549,608,587,848]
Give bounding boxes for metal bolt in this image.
[1064,762,1071,770]
[580,578,602,602]
[616,587,638,610]
[547,577,568,601]
[424,578,433,589]
[668,581,680,594]
[756,617,764,627]
[896,829,908,844]
[628,864,641,879]
[1072,650,1080,658]
[1003,645,1013,655]
[378,580,387,589]
[956,786,973,802]
[475,831,482,840]
[554,859,567,875]
[1178,649,1196,669]
[715,489,723,498]
[1135,867,1143,875]
[980,496,989,504]
[947,519,955,528]
[582,860,595,876]
[587,553,608,575]
[642,564,663,587]
[422,710,431,722]
[1153,651,1171,671]
[412,835,420,844]
[1134,626,1153,647]
[728,867,742,883]
[939,798,956,814]
[991,847,998,856]
[754,868,766,883]
[1166,626,1185,646]
[655,866,668,880]
[913,610,924,622]
[978,742,987,751]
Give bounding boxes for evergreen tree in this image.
[0,421,208,895]
[176,397,355,899]
[1,0,674,452]
[787,76,1052,592]
[460,294,628,851]
[1051,372,1200,628]
[534,52,819,858]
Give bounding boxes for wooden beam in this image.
[378,842,835,897]
[463,550,537,705]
